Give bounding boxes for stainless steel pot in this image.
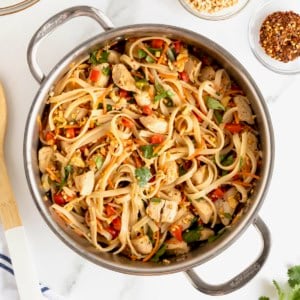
[24,6,274,296]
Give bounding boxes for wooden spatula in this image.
[0,82,44,300]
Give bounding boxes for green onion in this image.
[206,97,225,111]
[135,167,152,187]
[137,49,147,59]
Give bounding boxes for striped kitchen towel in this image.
[0,226,65,300]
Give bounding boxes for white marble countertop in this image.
[0,0,300,299]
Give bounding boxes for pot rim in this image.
[24,23,275,275]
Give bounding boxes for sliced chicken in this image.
[164,160,179,185]
[74,170,95,196]
[247,132,258,152]
[146,199,165,223]
[171,211,195,232]
[165,238,190,256]
[234,95,254,124]
[140,116,168,134]
[132,235,153,255]
[199,228,214,241]
[191,165,207,186]
[90,63,110,88]
[120,54,140,70]
[134,91,152,106]
[199,66,215,81]
[192,199,213,224]
[38,146,54,173]
[112,64,138,92]
[161,200,178,223]
[107,50,121,64]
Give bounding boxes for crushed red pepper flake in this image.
[259,11,300,63]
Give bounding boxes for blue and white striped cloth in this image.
[0,227,65,300]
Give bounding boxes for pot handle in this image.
[184,216,270,295]
[27,6,114,83]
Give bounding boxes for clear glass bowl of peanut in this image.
[178,0,250,20]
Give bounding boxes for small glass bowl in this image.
[0,0,39,16]
[178,0,250,21]
[248,0,300,74]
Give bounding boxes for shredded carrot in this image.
[233,111,240,124]
[45,167,60,182]
[133,138,148,146]
[143,230,161,262]
[157,43,169,65]
[159,73,178,80]
[108,178,114,189]
[132,152,142,168]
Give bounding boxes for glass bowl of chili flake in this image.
[248,0,300,74]
[178,0,250,21]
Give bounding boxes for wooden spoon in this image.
[0,82,44,300]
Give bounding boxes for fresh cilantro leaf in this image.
[221,154,234,166]
[214,110,223,124]
[288,266,300,288]
[183,227,203,243]
[60,165,73,188]
[151,244,167,262]
[207,97,225,111]
[140,145,157,159]
[135,167,152,187]
[289,284,300,300]
[154,83,173,103]
[89,50,109,65]
[273,280,285,300]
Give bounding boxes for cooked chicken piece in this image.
[107,50,121,64]
[215,196,238,226]
[134,91,151,106]
[70,152,85,168]
[165,238,190,256]
[41,173,51,192]
[171,211,195,232]
[146,199,165,223]
[199,66,215,81]
[234,95,254,124]
[132,235,153,255]
[247,132,258,152]
[184,57,200,82]
[191,165,207,186]
[112,64,138,92]
[74,170,95,196]
[140,116,168,134]
[120,54,140,70]
[38,146,54,173]
[174,49,188,72]
[166,188,182,203]
[164,160,179,185]
[192,199,213,224]
[199,228,214,241]
[161,200,178,223]
[90,63,110,88]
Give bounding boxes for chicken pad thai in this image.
[38,36,261,263]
